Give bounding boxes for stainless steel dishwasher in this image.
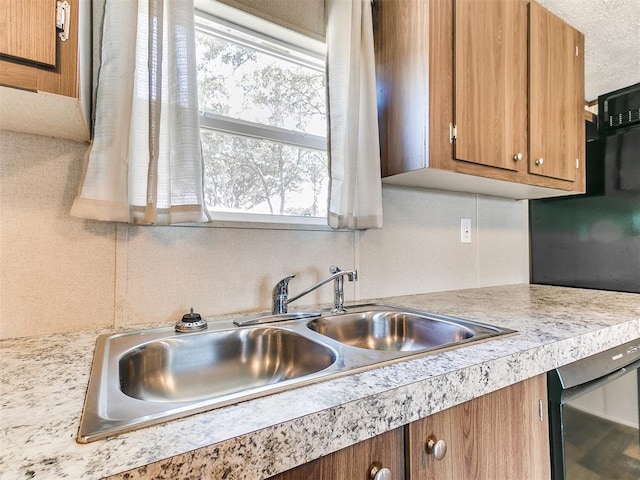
[548,338,640,479]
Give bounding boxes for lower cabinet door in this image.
[407,374,550,480]
[270,375,549,480]
[269,426,405,480]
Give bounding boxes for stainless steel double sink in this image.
[77,304,515,443]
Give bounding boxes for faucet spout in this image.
[328,265,357,314]
[272,266,358,315]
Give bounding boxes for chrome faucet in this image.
[272,265,358,315]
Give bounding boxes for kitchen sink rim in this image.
[77,303,517,443]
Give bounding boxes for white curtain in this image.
[326,0,383,229]
[71,0,210,225]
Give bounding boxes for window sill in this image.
[182,211,341,232]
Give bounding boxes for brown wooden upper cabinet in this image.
[0,0,79,97]
[0,0,57,66]
[0,0,90,142]
[374,0,586,200]
[454,0,528,173]
[529,1,585,183]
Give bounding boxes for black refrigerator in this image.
[530,83,640,294]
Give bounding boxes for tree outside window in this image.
[195,26,328,219]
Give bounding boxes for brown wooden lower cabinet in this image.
[269,375,549,480]
[407,374,550,480]
[268,426,404,480]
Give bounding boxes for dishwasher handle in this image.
[560,357,640,405]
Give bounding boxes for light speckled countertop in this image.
[1,285,639,480]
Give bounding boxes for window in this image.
[194,5,328,224]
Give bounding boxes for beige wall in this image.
[0,131,529,339]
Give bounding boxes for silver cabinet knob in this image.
[513,152,523,161]
[535,158,544,166]
[426,436,447,460]
[369,462,392,480]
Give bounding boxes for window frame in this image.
[194,2,329,228]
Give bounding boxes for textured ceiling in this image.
[537,0,640,101]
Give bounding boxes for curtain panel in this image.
[71,0,210,225]
[326,0,383,230]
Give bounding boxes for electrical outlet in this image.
[461,218,472,243]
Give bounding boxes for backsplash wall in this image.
[0,130,529,339]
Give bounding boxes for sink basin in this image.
[120,328,336,403]
[78,304,514,443]
[307,310,474,351]
[78,326,337,443]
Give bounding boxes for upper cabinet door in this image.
[374,0,430,177]
[529,1,584,182]
[0,0,57,67]
[454,0,528,171]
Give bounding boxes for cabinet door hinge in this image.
[56,1,71,42]
[539,400,544,422]
[576,158,580,169]
[575,45,579,57]
[449,123,457,143]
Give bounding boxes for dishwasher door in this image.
[548,339,640,480]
